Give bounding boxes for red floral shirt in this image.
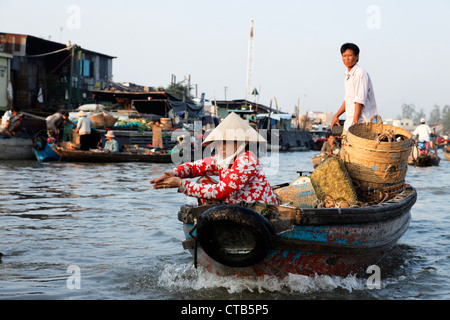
[171,151,278,205]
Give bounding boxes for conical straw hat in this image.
[202,112,266,146]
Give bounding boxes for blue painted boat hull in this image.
[33,144,61,162]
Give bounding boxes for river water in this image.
[0,150,449,301]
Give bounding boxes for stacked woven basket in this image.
[341,115,413,202]
[90,111,118,128]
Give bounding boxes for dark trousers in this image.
[80,134,91,151]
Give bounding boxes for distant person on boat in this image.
[413,118,434,150]
[331,43,379,134]
[152,120,163,149]
[46,111,74,143]
[247,111,257,122]
[150,112,278,206]
[75,110,93,151]
[0,107,23,136]
[413,118,433,142]
[101,130,119,153]
[320,135,339,156]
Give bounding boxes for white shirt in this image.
[76,116,93,135]
[1,111,12,131]
[0,111,18,132]
[413,124,432,142]
[344,64,378,131]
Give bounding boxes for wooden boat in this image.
[49,145,173,163]
[0,134,34,160]
[443,146,450,161]
[408,145,440,167]
[310,129,329,151]
[33,144,61,162]
[178,184,417,277]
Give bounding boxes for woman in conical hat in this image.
[150,112,277,206]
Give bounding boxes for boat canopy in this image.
[169,100,204,118]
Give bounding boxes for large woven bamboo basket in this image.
[341,115,413,202]
[90,111,118,128]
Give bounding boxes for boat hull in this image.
[408,154,440,166]
[408,145,440,166]
[267,130,313,152]
[179,186,416,278]
[0,136,34,160]
[33,144,61,162]
[443,148,450,161]
[50,146,173,163]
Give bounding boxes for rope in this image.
[188,219,198,269]
[27,46,74,58]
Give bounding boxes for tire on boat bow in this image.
[33,130,48,151]
[196,205,275,268]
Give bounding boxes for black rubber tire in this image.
[196,205,274,268]
[33,136,47,151]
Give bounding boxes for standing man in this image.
[331,43,378,133]
[413,118,434,150]
[413,118,433,142]
[75,110,93,151]
[152,120,163,149]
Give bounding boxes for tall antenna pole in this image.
[245,19,255,103]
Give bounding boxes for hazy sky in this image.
[1,0,449,120]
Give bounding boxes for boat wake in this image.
[157,263,367,295]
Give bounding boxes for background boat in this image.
[50,145,172,163]
[443,146,450,161]
[0,134,34,160]
[408,145,440,166]
[310,129,329,151]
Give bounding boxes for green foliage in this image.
[441,106,450,134]
[398,104,450,130]
[165,81,192,100]
[401,103,415,119]
[429,105,441,124]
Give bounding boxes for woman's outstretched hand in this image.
[150,172,181,189]
[150,171,174,184]
[153,176,182,189]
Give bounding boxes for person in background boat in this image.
[320,135,339,156]
[170,135,187,156]
[100,130,119,153]
[246,111,257,123]
[247,111,258,130]
[46,111,74,143]
[1,107,23,136]
[75,110,93,151]
[413,118,434,149]
[150,112,278,206]
[152,120,163,149]
[331,43,378,134]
